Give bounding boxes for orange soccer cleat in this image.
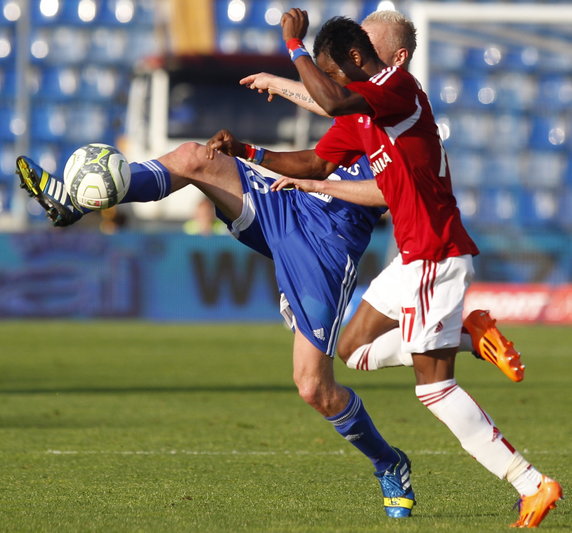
[510,475,563,528]
[463,310,525,382]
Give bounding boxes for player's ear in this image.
[349,48,363,67]
[393,47,408,67]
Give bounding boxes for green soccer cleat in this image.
[375,447,416,518]
[16,156,86,227]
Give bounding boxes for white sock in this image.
[507,458,543,496]
[416,379,518,479]
[345,328,413,370]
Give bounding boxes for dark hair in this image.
[313,16,378,66]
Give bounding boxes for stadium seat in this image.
[518,187,559,229]
[0,105,15,141]
[494,72,536,111]
[64,103,111,144]
[448,111,492,150]
[477,186,521,228]
[481,153,522,187]
[428,73,462,111]
[40,65,80,100]
[89,27,129,64]
[429,41,466,71]
[447,150,485,187]
[0,27,14,64]
[0,66,16,98]
[529,115,568,151]
[79,66,120,100]
[522,151,565,189]
[459,73,497,109]
[557,187,572,230]
[491,113,530,151]
[30,103,68,142]
[454,186,480,225]
[537,73,572,111]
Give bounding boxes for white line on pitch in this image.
[41,448,560,456]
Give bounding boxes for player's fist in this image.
[281,8,308,42]
[206,129,243,159]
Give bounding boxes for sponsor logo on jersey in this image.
[369,144,393,177]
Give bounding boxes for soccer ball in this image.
[63,143,131,210]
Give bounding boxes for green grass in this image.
[0,322,569,532]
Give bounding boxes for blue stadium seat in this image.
[79,66,120,100]
[522,151,565,189]
[0,66,16,98]
[35,27,90,65]
[494,72,536,111]
[40,65,80,100]
[459,73,497,109]
[448,111,492,150]
[557,187,572,230]
[529,115,568,151]
[0,141,15,176]
[537,74,572,111]
[0,27,14,64]
[477,186,521,228]
[428,73,461,111]
[30,104,68,142]
[518,187,560,228]
[454,186,480,225]
[64,103,112,144]
[447,150,484,187]
[88,27,128,64]
[99,0,136,26]
[491,113,530,151]
[0,105,14,141]
[481,153,522,187]
[503,45,540,72]
[430,41,466,71]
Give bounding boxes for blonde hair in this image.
[362,10,417,59]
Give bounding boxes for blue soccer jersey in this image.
[217,155,385,356]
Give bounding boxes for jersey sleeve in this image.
[347,67,418,124]
[315,116,364,167]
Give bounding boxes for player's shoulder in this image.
[368,66,414,88]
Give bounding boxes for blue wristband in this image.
[251,146,265,165]
[289,46,311,62]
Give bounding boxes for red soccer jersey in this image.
[315,66,479,264]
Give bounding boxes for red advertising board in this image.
[465,283,572,324]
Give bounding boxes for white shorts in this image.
[362,254,474,354]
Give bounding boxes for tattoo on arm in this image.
[281,88,315,104]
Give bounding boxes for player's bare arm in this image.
[240,72,329,116]
[272,175,386,207]
[206,129,336,179]
[281,8,371,117]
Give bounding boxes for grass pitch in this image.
[0,321,569,532]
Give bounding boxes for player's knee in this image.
[336,333,359,364]
[170,141,206,177]
[295,379,331,412]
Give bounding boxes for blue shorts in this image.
[216,160,358,356]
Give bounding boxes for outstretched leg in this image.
[292,329,415,518]
[17,141,246,226]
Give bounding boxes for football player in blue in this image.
[17,145,416,518]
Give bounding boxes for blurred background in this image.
[0,0,571,322]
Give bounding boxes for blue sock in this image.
[326,388,398,473]
[120,160,171,203]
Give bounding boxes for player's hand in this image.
[240,72,277,102]
[206,129,244,159]
[281,8,308,42]
[271,176,319,193]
